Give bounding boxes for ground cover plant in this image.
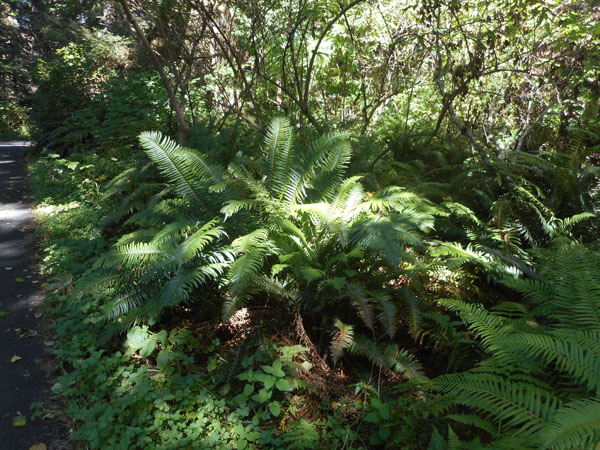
[3,0,599,447]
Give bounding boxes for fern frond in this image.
[226,229,276,312]
[371,290,397,338]
[398,288,422,337]
[139,131,219,217]
[115,229,160,246]
[329,176,364,213]
[221,199,260,220]
[542,399,600,449]
[503,331,600,394]
[153,262,229,313]
[431,373,560,436]
[330,319,354,366]
[345,284,374,329]
[439,299,508,354]
[350,336,423,379]
[172,219,226,265]
[96,242,167,269]
[263,116,293,200]
[103,289,150,320]
[292,131,351,204]
[350,216,422,265]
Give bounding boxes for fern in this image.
[139,131,223,217]
[92,118,443,391]
[263,116,293,200]
[429,244,600,447]
[542,399,600,449]
[330,319,354,366]
[350,336,423,379]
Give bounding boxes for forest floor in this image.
[0,142,72,450]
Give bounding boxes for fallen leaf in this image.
[11,415,26,426]
[30,443,47,450]
[11,355,22,363]
[15,277,24,282]
[0,310,9,318]
[4,266,13,270]
[20,329,38,338]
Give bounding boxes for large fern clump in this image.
[218,118,443,372]
[427,243,600,449]
[79,132,233,328]
[85,117,446,378]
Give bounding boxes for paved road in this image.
[0,142,70,449]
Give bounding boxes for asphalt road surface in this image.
[0,142,70,450]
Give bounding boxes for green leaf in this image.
[125,326,148,352]
[379,426,391,440]
[15,277,24,283]
[272,359,285,377]
[364,412,380,423]
[269,401,281,417]
[246,431,260,442]
[140,339,156,358]
[243,383,255,396]
[275,378,291,392]
[156,330,168,346]
[29,443,47,450]
[263,375,275,390]
[0,310,9,318]
[12,415,26,426]
[236,439,248,450]
[252,388,272,403]
[379,404,391,420]
[156,350,171,371]
[11,355,22,363]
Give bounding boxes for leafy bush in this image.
[31,35,168,156]
[0,100,30,138]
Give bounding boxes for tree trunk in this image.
[115,0,188,144]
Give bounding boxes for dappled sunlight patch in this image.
[35,201,80,217]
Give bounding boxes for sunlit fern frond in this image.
[292,131,351,204]
[225,229,277,316]
[139,131,225,217]
[263,116,293,200]
[349,216,422,265]
[171,219,227,265]
[330,319,354,366]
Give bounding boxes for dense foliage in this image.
[3,0,599,448]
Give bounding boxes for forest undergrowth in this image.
[28,116,600,448]
[3,0,599,448]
